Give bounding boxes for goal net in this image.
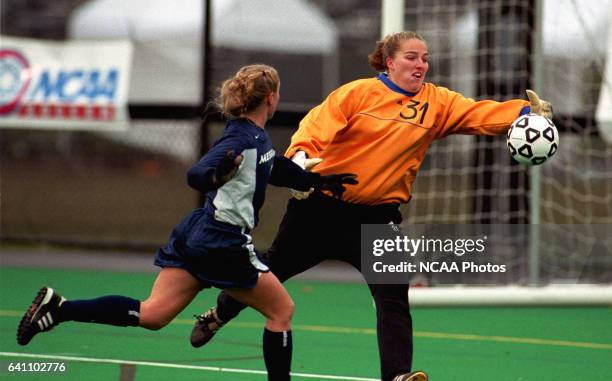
[397,0,612,287]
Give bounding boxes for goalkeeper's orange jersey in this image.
[286,74,529,205]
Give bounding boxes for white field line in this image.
[0,352,378,381]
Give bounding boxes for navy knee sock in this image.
[59,296,140,327]
[263,328,292,381]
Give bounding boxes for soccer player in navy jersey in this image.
[17,64,357,381]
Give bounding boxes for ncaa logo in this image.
[0,49,32,115]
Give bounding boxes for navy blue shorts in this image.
[154,209,269,289]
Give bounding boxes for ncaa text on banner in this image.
[0,36,132,131]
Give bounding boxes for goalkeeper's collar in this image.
[377,73,419,97]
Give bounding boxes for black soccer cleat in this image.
[17,287,65,346]
[190,306,225,348]
[392,371,428,381]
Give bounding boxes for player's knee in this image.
[373,298,411,323]
[371,290,410,316]
[268,298,294,328]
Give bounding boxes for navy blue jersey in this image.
[188,118,274,229]
[187,118,316,230]
[156,117,324,289]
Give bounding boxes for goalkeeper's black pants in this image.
[216,192,412,381]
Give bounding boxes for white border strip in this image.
[0,352,377,381]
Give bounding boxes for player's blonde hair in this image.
[368,31,426,72]
[217,64,280,118]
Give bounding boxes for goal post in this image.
[528,0,544,285]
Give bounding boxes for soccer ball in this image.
[507,114,559,166]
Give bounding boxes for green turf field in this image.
[1,267,611,380]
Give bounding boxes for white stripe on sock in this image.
[128,310,140,318]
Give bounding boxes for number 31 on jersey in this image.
[400,100,429,124]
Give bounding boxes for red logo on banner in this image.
[0,49,32,115]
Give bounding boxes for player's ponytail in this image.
[217,64,280,118]
[368,31,425,72]
[368,39,387,71]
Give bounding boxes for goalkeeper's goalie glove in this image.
[526,89,553,119]
[311,173,359,199]
[290,152,322,200]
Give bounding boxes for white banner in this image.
[0,36,132,131]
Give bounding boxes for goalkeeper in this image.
[190,32,552,381]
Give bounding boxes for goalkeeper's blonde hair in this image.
[217,64,280,118]
[368,31,426,72]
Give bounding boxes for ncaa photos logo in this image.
[0,49,32,115]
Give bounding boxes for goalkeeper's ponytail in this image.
[368,39,387,71]
[368,31,425,72]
